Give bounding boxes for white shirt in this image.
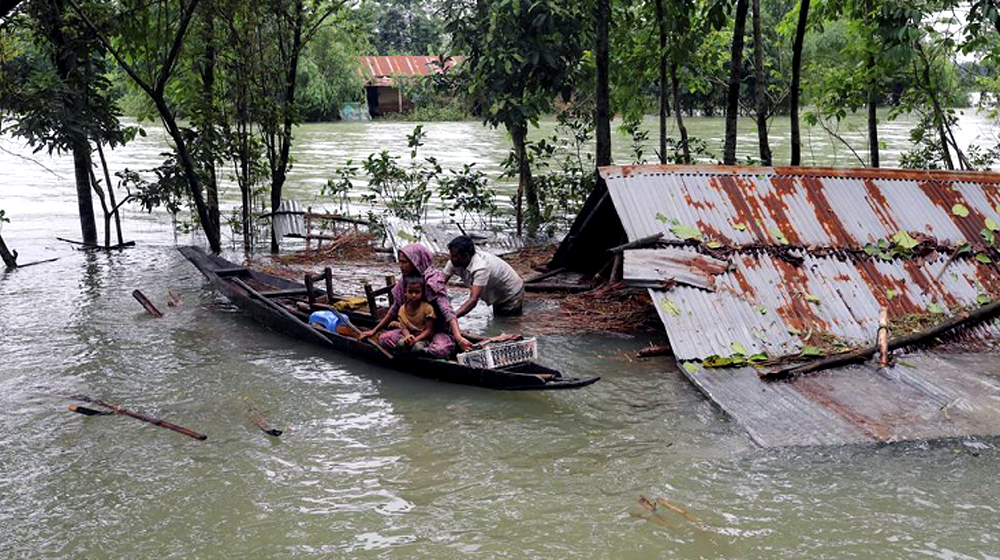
[443,251,524,307]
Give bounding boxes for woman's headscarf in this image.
[390,243,456,322]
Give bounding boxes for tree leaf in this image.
[768,227,789,245]
[977,293,991,306]
[706,240,723,249]
[805,294,821,304]
[982,228,996,246]
[928,302,945,314]
[682,362,701,374]
[755,304,767,315]
[976,253,993,264]
[986,217,999,232]
[731,341,749,356]
[952,204,970,217]
[886,288,898,300]
[669,223,703,241]
[660,299,681,317]
[733,223,747,231]
[655,212,670,223]
[800,346,825,357]
[892,230,919,250]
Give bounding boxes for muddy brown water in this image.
[2,114,999,558]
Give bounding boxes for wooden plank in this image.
[257,288,311,298]
[215,267,250,277]
[132,289,163,318]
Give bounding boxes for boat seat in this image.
[364,276,396,317]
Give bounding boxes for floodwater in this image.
[2,113,1000,559]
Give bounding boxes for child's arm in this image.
[412,317,434,343]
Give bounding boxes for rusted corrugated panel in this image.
[650,251,1000,361]
[603,165,1000,361]
[681,352,1000,447]
[359,56,462,85]
[601,165,1000,249]
[623,248,727,290]
[604,165,1000,446]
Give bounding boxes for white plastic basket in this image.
[457,337,538,369]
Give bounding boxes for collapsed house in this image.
[553,164,1000,446]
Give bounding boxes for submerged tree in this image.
[723,0,748,164]
[0,0,123,245]
[0,209,16,269]
[446,0,585,237]
[70,0,223,253]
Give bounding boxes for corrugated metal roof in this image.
[602,165,1000,249]
[601,164,1000,362]
[359,56,461,86]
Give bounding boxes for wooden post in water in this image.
[305,206,312,251]
[878,308,889,367]
[132,290,164,317]
[0,234,17,270]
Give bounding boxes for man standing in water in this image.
[443,235,525,317]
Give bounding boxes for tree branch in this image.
[66,0,156,98]
[156,0,201,96]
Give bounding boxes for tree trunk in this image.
[47,0,97,244]
[655,0,667,164]
[724,0,749,165]
[72,141,98,245]
[157,98,222,253]
[201,9,220,250]
[271,0,305,254]
[867,79,879,168]
[865,0,878,168]
[87,163,111,247]
[511,122,536,237]
[0,234,16,269]
[789,0,810,166]
[95,143,124,245]
[752,0,772,165]
[670,62,690,164]
[595,0,612,168]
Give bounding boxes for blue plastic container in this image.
[308,310,342,331]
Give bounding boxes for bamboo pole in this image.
[762,299,1000,381]
[69,394,207,440]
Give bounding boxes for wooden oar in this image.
[294,299,395,360]
[69,394,207,440]
[232,277,344,349]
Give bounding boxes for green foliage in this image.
[396,74,469,121]
[327,125,501,230]
[0,2,126,154]
[437,164,501,230]
[331,126,436,224]
[499,107,596,235]
[297,20,367,121]
[359,0,445,55]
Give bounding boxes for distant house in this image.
[359,56,460,116]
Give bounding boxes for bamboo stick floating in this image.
[70,394,207,440]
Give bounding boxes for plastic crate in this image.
[457,337,538,369]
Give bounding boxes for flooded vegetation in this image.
[3,118,1000,557]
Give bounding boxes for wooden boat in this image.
[179,246,600,390]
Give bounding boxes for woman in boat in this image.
[359,244,473,357]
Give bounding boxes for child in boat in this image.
[379,273,436,353]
